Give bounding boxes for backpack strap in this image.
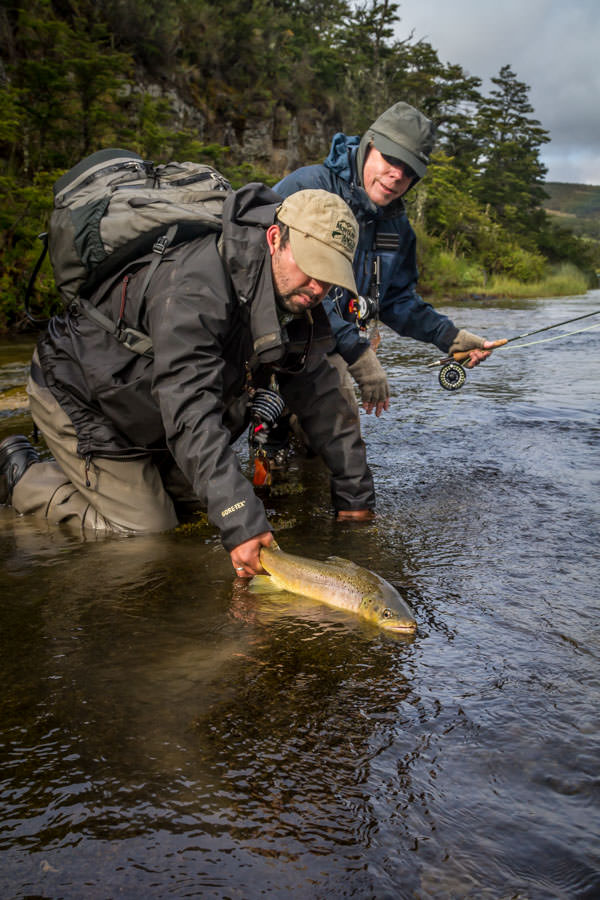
[77,297,154,357]
[137,223,178,304]
[24,232,51,327]
[74,223,179,358]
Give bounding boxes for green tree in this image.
[337,0,403,124]
[93,0,183,74]
[472,64,550,236]
[5,0,132,173]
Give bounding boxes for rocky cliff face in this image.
[130,76,333,176]
[226,107,330,175]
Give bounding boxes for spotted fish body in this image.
[254,544,417,633]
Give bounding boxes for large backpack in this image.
[25,148,232,354]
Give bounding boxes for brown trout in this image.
[250,543,417,633]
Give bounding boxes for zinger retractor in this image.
[438,361,466,391]
[249,385,288,487]
[250,387,286,434]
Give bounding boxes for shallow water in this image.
[1,293,599,898]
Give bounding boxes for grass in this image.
[420,243,593,300]
[472,263,591,299]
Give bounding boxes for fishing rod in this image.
[428,308,600,391]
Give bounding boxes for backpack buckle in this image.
[152,233,171,254]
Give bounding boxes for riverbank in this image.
[421,258,592,305]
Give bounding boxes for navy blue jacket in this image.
[275,133,459,364]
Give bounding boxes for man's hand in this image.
[448,329,497,368]
[230,531,274,577]
[348,347,390,416]
[336,509,375,522]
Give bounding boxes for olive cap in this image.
[367,101,436,177]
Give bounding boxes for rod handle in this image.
[452,338,508,362]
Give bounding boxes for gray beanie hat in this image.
[365,102,436,177]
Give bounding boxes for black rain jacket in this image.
[36,183,375,549]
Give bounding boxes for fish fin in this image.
[248,574,282,594]
[326,555,360,568]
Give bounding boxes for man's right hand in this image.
[230,531,274,577]
[336,509,375,522]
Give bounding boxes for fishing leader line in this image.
[491,319,600,350]
[429,307,600,391]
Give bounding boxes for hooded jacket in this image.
[275,134,459,364]
[35,183,375,549]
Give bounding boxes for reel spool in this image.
[438,362,466,391]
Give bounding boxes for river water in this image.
[1,292,599,899]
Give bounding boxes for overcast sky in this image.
[394,0,599,185]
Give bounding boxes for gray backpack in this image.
[26,148,231,354]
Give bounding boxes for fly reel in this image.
[438,361,466,391]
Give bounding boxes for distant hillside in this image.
[543,182,600,240]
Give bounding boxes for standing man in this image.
[275,102,497,416]
[0,187,375,575]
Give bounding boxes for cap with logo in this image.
[367,101,436,178]
[276,189,359,295]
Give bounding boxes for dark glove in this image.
[348,348,390,412]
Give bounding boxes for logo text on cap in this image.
[332,219,356,252]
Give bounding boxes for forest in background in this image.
[1,0,599,332]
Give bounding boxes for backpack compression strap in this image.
[75,223,179,358]
[76,297,154,357]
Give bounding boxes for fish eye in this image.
[381,608,393,619]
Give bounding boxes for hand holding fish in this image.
[231,531,274,577]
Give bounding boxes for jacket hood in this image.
[221,182,289,364]
[221,182,281,301]
[323,133,360,182]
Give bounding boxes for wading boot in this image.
[0,434,41,504]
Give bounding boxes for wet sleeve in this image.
[380,288,459,352]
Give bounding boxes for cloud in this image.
[395,0,600,183]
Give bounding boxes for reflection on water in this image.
[1,294,600,898]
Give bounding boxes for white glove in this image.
[448,329,487,354]
[348,348,390,415]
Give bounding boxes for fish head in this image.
[377,603,417,633]
[359,580,417,633]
